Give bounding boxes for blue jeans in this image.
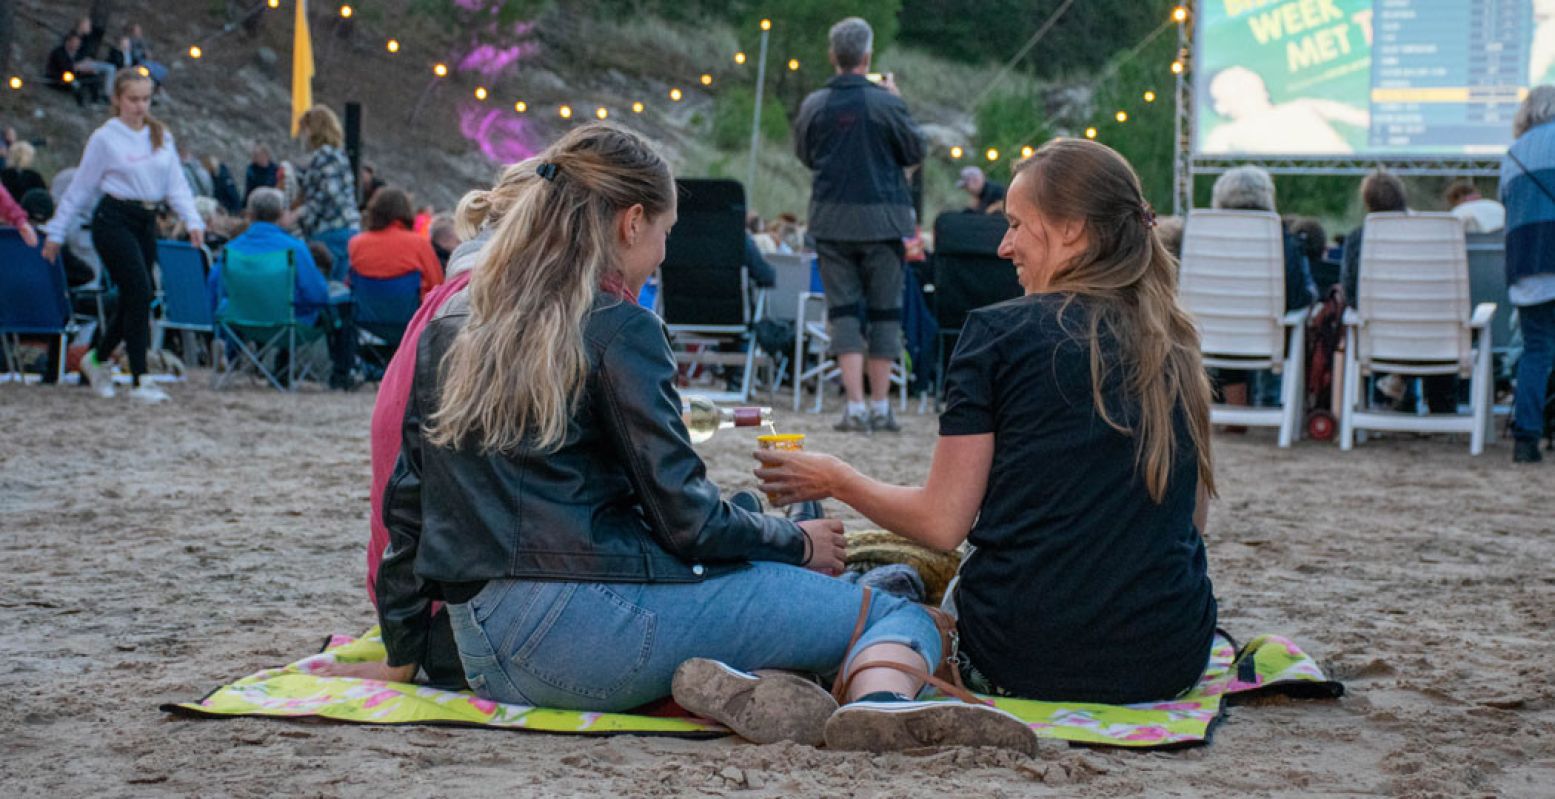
[1513,299,1555,441]
[310,227,357,283]
[446,561,942,712]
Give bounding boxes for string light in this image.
[474,86,488,101]
[1020,145,1035,159]
[558,104,573,119]
[1085,127,1098,139]
[595,106,609,119]
[985,147,999,161]
[1170,60,1184,75]
[1115,110,1128,122]
[949,146,964,159]
[433,63,448,77]
[514,100,527,112]
[136,66,150,77]
[1143,90,1156,102]
[786,58,800,71]
[267,0,279,7]
[339,4,353,18]
[8,76,22,90]
[631,101,645,113]
[187,46,202,59]
[386,39,400,53]
[759,18,772,31]
[1172,6,1188,23]
[669,87,683,101]
[700,73,713,86]
[62,71,76,83]
[734,52,746,65]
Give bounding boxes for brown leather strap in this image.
[831,587,874,703]
[835,658,990,706]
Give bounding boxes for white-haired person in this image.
[1502,85,1555,463]
[1207,165,1318,412]
[42,69,202,404]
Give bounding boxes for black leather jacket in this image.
[376,289,806,669]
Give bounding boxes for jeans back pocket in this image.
[501,583,656,704]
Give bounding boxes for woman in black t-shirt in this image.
[757,138,1219,710]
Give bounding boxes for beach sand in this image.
[2,378,1552,798]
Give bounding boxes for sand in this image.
[2,377,1553,798]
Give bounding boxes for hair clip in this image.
[1140,204,1158,229]
[536,162,559,182]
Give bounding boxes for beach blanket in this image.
[162,628,1342,749]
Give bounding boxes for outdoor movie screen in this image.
[1193,0,1555,158]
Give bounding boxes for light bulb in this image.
[1143,90,1156,103]
[1084,127,1098,139]
[786,58,800,71]
[1115,110,1128,123]
[187,46,202,59]
[631,101,645,113]
[7,76,21,90]
[1173,7,1188,23]
[669,88,683,101]
[1020,145,1034,159]
[734,52,746,65]
[700,73,713,86]
[949,146,963,159]
[759,18,772,31]
[433,63,448,77]
[595,106,609,119]
[985,148,999,161]
[559,105,573,119]
[474,86,488,101]
[514,100,527,113]
[339,4,353,19]
[386,39,400,53]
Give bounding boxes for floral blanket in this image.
[162,629,1342,749]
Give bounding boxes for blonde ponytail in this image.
[109,70,166,150]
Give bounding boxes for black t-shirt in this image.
[940,294,1216,703]
[974,180,1007,213]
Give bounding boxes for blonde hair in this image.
[109,70,166,151]
[297,105,344,150]
[453,161,533,239]
[1013,138,1215,502]
[426,123,674,454]
[8,140,34,169]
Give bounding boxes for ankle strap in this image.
[835,659,988,706]
[829,588,984,706]
[832,587,875,703]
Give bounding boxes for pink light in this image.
[457,42,538,78]
[458,102,539,163]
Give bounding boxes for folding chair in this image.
[928,212,1021,410]
[791,289,910,414]
[659,179,766,404]
[152,240,216,366]
[213,248,319,392]
[350,270,421,373]
[1339,213,1496,455]
[1180,210,1311,447]
[0,228,72,383]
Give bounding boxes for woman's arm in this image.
[42,132,109,245]
[1194,479,1210,539]
[755,432,993,552]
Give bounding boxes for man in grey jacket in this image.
[794,17,924,433]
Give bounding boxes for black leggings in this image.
[91,197,159,383]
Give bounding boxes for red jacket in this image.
[348,222,444,298]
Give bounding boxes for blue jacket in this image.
[794,74,924,242]
[208,221,329,326]
[1500,119,1555,286]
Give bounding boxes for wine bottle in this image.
[682,395,772,444]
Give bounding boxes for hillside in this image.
[8,1,1044,221]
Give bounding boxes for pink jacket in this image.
[0,183,28,231]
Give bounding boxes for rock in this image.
[745,771,764,790]
[253,47,279,79]
[719,765,744,785]
[1042,765,1069,786]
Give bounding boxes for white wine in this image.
[682,395,772,444]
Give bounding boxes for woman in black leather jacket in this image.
[372,124,1031,751]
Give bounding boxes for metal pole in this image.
[1173,5,1193,216]
[746,28,769,205]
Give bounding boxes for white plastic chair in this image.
[1339,212,1496,455]
[791,291,908,413]
[1180,209,1309,447]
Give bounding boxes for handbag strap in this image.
[829,587,986,706]
[1506,148,1555,206]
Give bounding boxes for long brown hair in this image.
[109,70,166,151]
[426,123,673,454]
[297,105,344,150]
[1013,138,1215,501]
[364,186,415,231]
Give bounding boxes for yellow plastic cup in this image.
[756,433,805,504]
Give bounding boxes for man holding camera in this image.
[794,17,924,433]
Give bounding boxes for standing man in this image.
[956,166,1007,214]
[794,16,924,433]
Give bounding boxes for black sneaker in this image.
[1513,438,1543,464]
[729,489,765,515]
[834,412,870,433]
[869,409,901,433]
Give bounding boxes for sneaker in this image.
[787,499,825,523]
[1513,438,1543,464]
[824,699,1039,756]
[79,351,116,398]
[128,383,170,404]
[869,409,901,433]
[672,658,837,746]
[833,412,870,433]
[728,489,764,515]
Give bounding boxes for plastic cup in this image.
[756,434,805,504]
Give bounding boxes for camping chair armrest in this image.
[1281,306,1312,327]
[1469,302,1496,329]
[1342,307,1359,327]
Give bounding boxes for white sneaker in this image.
[80,351,116,398]
[128,383,170,404]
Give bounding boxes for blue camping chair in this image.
[350,270,420,373]
[0,228,72,382]
[152,240,216,366]
[214,247,319,391]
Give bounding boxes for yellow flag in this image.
[291,0,314,137]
